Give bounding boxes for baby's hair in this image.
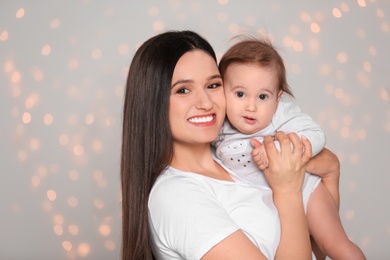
[219,34,293,97]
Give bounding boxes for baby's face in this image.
[223,63,281,135]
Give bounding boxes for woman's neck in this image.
[170,142,233,182]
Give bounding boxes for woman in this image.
[121,30,340,259]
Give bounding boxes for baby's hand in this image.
[250,138,269,171]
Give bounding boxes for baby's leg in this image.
[307,182,366,260]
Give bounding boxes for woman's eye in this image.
[208,83,222,89]
[259,94,268,100]
[176,88,189,94]
[235,91,245,98]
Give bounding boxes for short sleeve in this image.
[148,174,240,260]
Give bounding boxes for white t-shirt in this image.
[148,156,280,260]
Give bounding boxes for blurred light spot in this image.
[336,52,348,63]
[67,196,78,207]
[380,88,389,101]
[314,12,324,22]
[11,71,21,83]
[153,20,165,32]
[16,8,25,18]
[217,12,228,22]
[361,236,370,247]
[68,59,79,70]
[246,15,256,26]
[218,0,228,4]
[68,225,79,235]
[300,12,311,23]
[309,38,320,53]
[99,224,111,236]
[363,62,371,72]
[335,88,344,99]
[42,201,53,212]
[91,48,102,60]
[50,18,61,28]
[283,36,294,48]
[343,114,352,126]
[59,134,69,146]
[16,124,24,135]
[30,138,40,151]
[350,153,359,165]
[357,71,370,88]
[54,214,64,225]
[345,209,355,220]
[333,8,342,18]
[340,126,350,138]
[44,113,54,125]
[310,22,320,33]
[376,8,384,18]
[41,45,51,56]
[368,46,377,56]
[115,85,124,97]
[47,190,57,201]
[4,61,14,72]
[68,170,79,181]
[148,6,159,16]
[289,25,299,35]
[357,29,366,39]
[386,122,390,132]
[291,64,301,74]
[68,115,78,126]
[104,116,116,127]
[94,199,105,209]
[69,35,78,45]
[357,0,366,7]
[92,139,103,153]
[77,243,90,257]
[357,129,366,140]
[34,69,44,81]
[118,44,129,55]
[348,181,357,192]
[381,22,389,32]
[22,112,31,124]
[18,150,27,161]
[73,144,84,156]
[340,3,350,12]
[54,225,64,236]
[85,114,94,125]
[292,41,303,52]
[325,84,334,95]
[228,23,240,34]
[320,64,332,77]
[94,170,103,181]
[0,31,9,41]
[105,240,116,251]
[11,202,20,213]
[31,176,40,187]
[12,86,21,97]
[62,240,72,251]
[25,93,39,109]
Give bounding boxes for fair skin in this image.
[225,62,365,259]
[169,50,312,259]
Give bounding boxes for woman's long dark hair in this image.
[121,30,217,260]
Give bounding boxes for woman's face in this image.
[169,50,226,146]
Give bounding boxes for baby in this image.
[214,37,365,259]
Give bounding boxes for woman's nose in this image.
[195,90,213,110]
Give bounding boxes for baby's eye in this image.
[176,88,190,94]
[235,91,245,98]
[259,94,268,100]
[208,83,222,89]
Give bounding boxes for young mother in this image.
[121,30,340,259]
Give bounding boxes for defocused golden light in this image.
[332,8,342,18]
[54,225,64,236]
[94,170,103,181]
[16,8,25,19]
[368,46,377,56]
[18,150,27,161]
[85,114,94,125]
[93,199,105,209]
[291,64,301,74]
[310,22,320,33]
[330,119,340,130]
[42,201,53,212]
[246,15,256,26]
[77,243,90,257]
[68,225,79,235]
[309,38,320,53]
[386,122,390,132]
[350,153,359,165]
[0,30,9,41]
[44,113,54,125]
[292,41,303,52]
[153,20,165,32]
[25,93,39,109]
[4,61,14,72]
[59,134,69,146]
[50,18,61,28]
[104,240,116,251]
[340,126,350,138]
[363,62,371,72]
[99,224,111,236]
[22,112,31,124]
[343,115,352,126]
[92,139,103,153]
[345,209,355,220]
[68,169,79,181]
[54,214,64,225]
[376,8,384,18]
[34,69,44,81]
[289,25,299,35]
[37,165,48,177]
[31,176,40,187]
[217,12,228,22]
[228,23,239,34]
[12,86,21,97]
[218,0,228,5]
[381,22,389,32]
[115,85,124,97]
[91,48,102,60]
[16,124,24,135]
[62,240,72,251]
[11,71,21,83]
[68,59,79,70]
[300,12,311,23]
[30,138,40,151]
[380,87,389,101]
[148,6,159,16]
[357,0,366,7]
[73,144,84,156]
[67,196,78,207]
[357,29,366,39]
[357,129,367,140]
[41,44,51,56]
[340,3,350,12]
[47,190,57,201]
[118,44,129,55]
[336,52,348,63]
[283,36,294,47]
[348,181,357,192]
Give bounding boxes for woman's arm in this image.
[305,148,340,209]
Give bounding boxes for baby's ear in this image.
[277,90,283,100]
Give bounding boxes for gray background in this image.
[1,0,389,259]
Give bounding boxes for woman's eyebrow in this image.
[171,74,222,88]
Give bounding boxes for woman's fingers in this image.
[300,135,312,162]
